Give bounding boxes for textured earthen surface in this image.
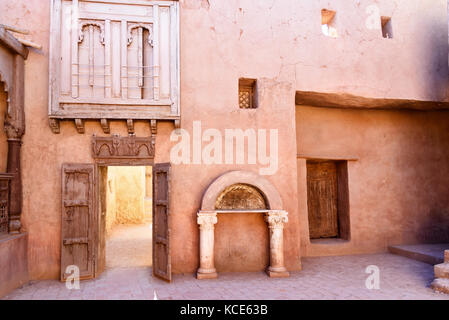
[297,106,449,257]
[106,223,152,269]
[106,167,146,226]
[0,233,28,298]
[0,0,448,281]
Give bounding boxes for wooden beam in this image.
[150,119,157,135]
[0,27,28,59]
[295,91,449,111]
[0,24,29,35]
[49,119,60,134]
[100,119,110,134]
[127,119,134,134]
[17,38,42,50]
[75,119,85,134]
[297,154,359,161]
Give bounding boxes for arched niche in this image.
[197,171,289,279]
[201,171,283,211]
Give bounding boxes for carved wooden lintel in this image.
[49,118,60,134]
[100,119,110,134]
[151,119,157,135]
[127,119,134,134]
[92,134,155,159]
[75,119,85,134]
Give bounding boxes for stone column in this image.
[197,211,218,279]
[265,210,289,278]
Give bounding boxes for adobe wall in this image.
[106,166,146,228]
[0,233,29,297]
[0,0,447,279]
[296,106,449,256]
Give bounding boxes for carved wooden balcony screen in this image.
[49,0,180,121]
[0,174,12,235]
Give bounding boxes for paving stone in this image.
[3,253,449,300]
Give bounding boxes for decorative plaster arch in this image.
[200,170,283,211]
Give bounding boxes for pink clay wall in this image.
[0,0,448,279]
[296,106,449,256]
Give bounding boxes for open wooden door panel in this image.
[61,164,95,281]
[152,163,172,282]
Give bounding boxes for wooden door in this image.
[152,163,172,282]
[96,166,108,277]
[307,161,339,239]
[61,164,95,281]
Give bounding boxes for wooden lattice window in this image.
[49,0,180,124]
[239,78,257,109]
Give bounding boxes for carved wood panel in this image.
[61,164,95,281]
[92,134,155,159]
[307,161,339,239]
[153,163,171,282]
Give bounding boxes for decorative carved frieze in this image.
[92,134,155,159]
[215,184,267,210]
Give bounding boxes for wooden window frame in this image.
[48,0,181,128]
[239,78,257,109]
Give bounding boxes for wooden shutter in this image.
[307,161,339,239]
[152,163,172,282]
[61,164,95,281]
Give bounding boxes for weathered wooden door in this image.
[96,166,108,277]
[307,161,339,239]
[61,164,95,281]
[152,163,172,282]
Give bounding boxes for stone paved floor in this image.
[3,253,449,300]
[106,223,152,268]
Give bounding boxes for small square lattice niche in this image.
[239,78,257,109]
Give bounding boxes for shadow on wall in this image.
[393,111,449,245]
[416,208,449,243]
[422,19,449,101]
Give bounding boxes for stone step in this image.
[445,250,449,263]
[431,278,449,294]
[435,263,449,279]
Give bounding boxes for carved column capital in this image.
[197,211,218,230]
[265,210,288,229]
[4,121,24,140]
